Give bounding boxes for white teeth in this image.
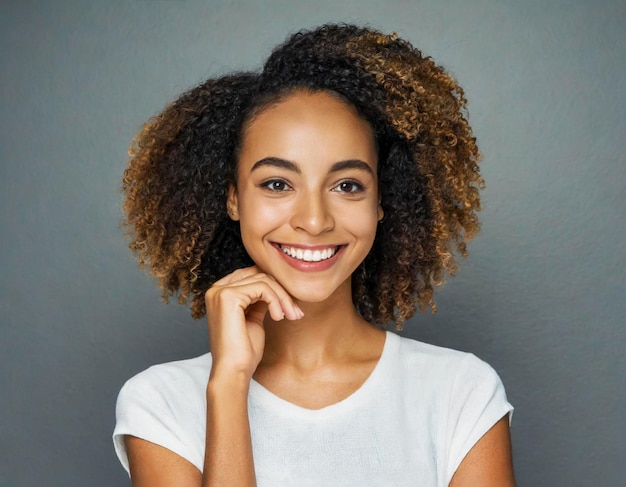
[280,245,338,262]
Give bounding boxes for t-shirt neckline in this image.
[249,331,398,419]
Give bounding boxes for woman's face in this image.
[229,90,383,304]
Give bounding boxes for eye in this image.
[261,179,292,192]
[333,180,365,193]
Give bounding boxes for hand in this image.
[204,266,303,383]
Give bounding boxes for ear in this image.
[377,203,384,222]
[227,184,240,221]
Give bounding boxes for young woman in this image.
[114,24,515,486]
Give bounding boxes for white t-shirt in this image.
[113,331,513,486]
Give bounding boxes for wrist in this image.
[207,369,252,398]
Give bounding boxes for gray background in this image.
[1,0,624,485]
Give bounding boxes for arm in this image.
[125,266,302,487]
[125,436,202,486]
[203,374,255,485]
[124,378,254,487]
[449,415,516,487]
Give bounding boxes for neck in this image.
[260,280,383,371]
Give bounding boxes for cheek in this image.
[341,204,380,242]
[239,197,287,229]
[237,198,285,253]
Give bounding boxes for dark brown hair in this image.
[122,24,483,328]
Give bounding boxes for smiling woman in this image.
[114,24,516,486]
[230,91,381,304]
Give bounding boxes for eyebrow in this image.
[250,157,374,175]
[251,157,300,174]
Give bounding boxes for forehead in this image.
[238,91,377,170]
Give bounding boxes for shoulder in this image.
[120,353,213,395]
[388,332,512,429]
[115,352,213,430]
[388,333,513,483]
[391,332,493,381]
[113,353,213,473]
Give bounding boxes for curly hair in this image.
[122,24,483,328]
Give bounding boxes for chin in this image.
[281,278,351,306]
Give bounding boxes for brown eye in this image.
[261,179,291,192]
[333,180,364,193]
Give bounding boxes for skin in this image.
[124,91,516,486]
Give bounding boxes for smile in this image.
[278,245,339,262]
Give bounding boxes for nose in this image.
[289,190,335,235]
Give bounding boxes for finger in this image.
[212,265,261,287]
[229,275,303,321]
[208,279,284,326]
[208,266,303,320]
[235,280,290,322]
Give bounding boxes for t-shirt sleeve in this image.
[445,353,513,484]
[112,366,203,475]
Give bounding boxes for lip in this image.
[271,242,345,272]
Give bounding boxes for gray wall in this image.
[1,1,624,485]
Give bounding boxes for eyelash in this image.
[332,180,365,194]
[260,179,292,192]
[259,179,366,194]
